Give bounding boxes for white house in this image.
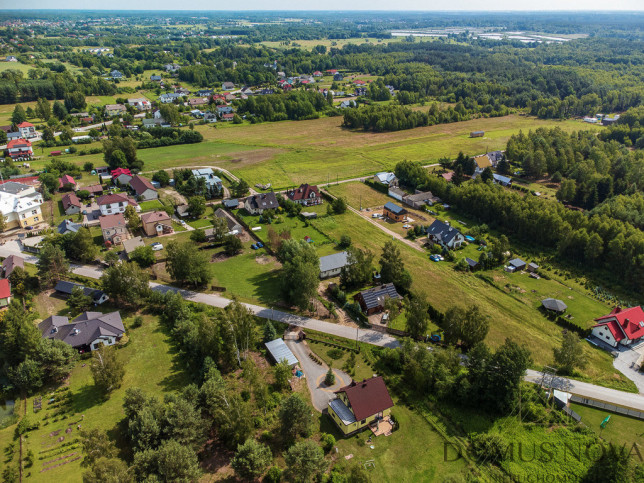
[128,98,152,110]
[426,219,465,249]
[0,184,43,229]
[374,172,397,186]
[319,251,352,279]
[192,168,222,195]
[96,193,139,216]
[16,122,36,138]
[591,306,644,348]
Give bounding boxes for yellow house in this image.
[328,376,394,436]
[0,187,43,230]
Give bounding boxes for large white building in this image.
[0,182,43,229]
[192,168,222,196]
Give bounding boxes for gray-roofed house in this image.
[465,257,479,270]
[265,338,299,366]
[2,255,24,278]
[319,251,351,279]
[542,298,568,313]
[54,280,109,305]
[354,283,401,316]
[222,199,239,209]
[388,186,405,202]
[122,236,145,258]
[426,220,465,249]
[222,82,235,91]
[192,168,222,195]
[403,191,440,209]
[212,208,243,236]
[57,219,82,235]
[39,311,124,352]
[150,75,162,82]
[508,258,527,271]
[244,192,279,215]
[527,262,539,273]
[175,204,190,218]
[374,172,397,186]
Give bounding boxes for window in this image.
[34,217,38,222]
[32,210,37,215]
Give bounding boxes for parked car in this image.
[430,254,441,262]
[251,244,258,250]
[151,242,163,251]
[256,242,264,248]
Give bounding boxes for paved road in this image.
[525,369,644,411]
[285,339,352,411]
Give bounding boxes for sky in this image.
[9,1,644,11]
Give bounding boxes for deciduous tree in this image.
[90,345,125,394]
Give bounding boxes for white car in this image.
[150,243,163,251]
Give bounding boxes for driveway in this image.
[612,343,644,393]
[285,339,352,412]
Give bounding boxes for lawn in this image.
[0,314,190,482]
[138,199,166,212]
[569,403,644,448]
[307,340,376,382]
[326,182,391,209]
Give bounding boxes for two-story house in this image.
[99,213,130,245]
[96,193,139,216]
[16,122,36,138]
[286,184,322,206]
[6,139,33,160]
[191,168,222,196]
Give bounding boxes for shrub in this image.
[320,433,336,453]
[327,348,344,360]
[265,466,282,483]
[470,433,508,464]
[131,316,143,328]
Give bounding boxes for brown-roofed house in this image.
[128,175,158,201]
[99,214,130,245]
[328,376,394,436]
[2,255,24,279]
[140,211,173,237]
[61,192,82,215]
[286,183,322,206]
[84,184,104,196]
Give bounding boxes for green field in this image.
[0,314,189,482]
[570,403,644,448]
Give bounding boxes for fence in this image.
[569,395,644,420]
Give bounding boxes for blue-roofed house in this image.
[150,75,162,82]
[383,202,407,222]
[374,172,397,186]
[192,168,222,196]
[493,174,512,186]
[426,219,465,249]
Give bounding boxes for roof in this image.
[2,255,23,278]
[105,104,126,111]
[17,122,34,128]
[493,174,512,184]
[247,192,279,211]
[598,320,626,342]
[265,338,298,366]
[61,192,81,210]
[374,172,396,185]
[96,192,130,206]
[129,175,156,195]
[57,219,82,235]
[335,376,394,421]
[0,279,10,299]
[465,257,478,267]
[0,181,31,195]
[509,258,526,268]
[329,398,357,425]
[388,187,405,198]
[111,168,132,178]
[541,298,567,312]
[384,202,406,215]
[7,139,32,149]
[319,251,350,273]
[84,184,104,195]
[122,236,145,255]
[140,211,171,225]
[426,220,462,245]
[357,283,400,310]
[39,311,124,349]
[214,208,241,232]
[595,306,644,341]
[287,184,320,202]
[223,199,239,209]
[99,213,127,230]
[474,155,492,169]
[404,191,438,204]
[442,172,454,182]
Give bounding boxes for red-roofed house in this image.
[0,279,12,307]
[111,168,133,185]
[591,306,644,348]
[128,175,158,201]
[326,69,338,74]
[141,211,173,237]
[58,174,77,191]
[6,139,33,160]
[97,192,139,216]
[221,113,235,122]
[286,183,322,206]
[354,79,366,85]
[328,376,394,436]
[313,71,323,77]
[61,192,82,215]
[17,121,36,139]
[99,214,130,245]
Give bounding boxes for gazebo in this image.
[541,298,568,313]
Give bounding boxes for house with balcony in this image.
[141,211,173,237]
[99,213,130,245]
[6,139,33,160]
[17,122,36,138]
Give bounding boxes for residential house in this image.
[493,174,512,186]
[441,172,454,183]
[197,89,213,97]
[326,69,338,74]
[5,56,17,62]
[128,98,151,111]
[165,63,180,72]
[374,172,397,186]
[221,113,235,122]
[217,105,234,116]
[128,175,158,201]
[388,186,405,202]
[6,132,21,141]
[99,213,130,245]
[265,338,299,366]
[508,258,526,271]
[203,111,218,123]
[2,255,24,278]
[403,191,440,209]
[244,192,279,215]
[591,306,644,348]
[175,204,190,218]
[328,376,394,436]
[313,71,323,77]
[140,211,173,237]
[109,70,123,79]
[159,93,182,104]
[122,236,145,259]
[58,174,77,191]
[188,97,208,108]
[190,109,203,118]
[0,181,36,198]
[355,87,367,96]
[17,121,36,138]
[6,139,33,160]
[319,251,351,279]
[470,131,485,138]
[339,100,356,109]
[0,188,42,229]
[354,283,401,315]
[57,219,82,235]
[104,104,127,116]
[111,168,133,185]
[150,75,162,82]
[383,202,406,222]
[222,199,239,209]
[426,220,465,249]
[84,184,104,197]
[95,166,110,176]
[211,208,243,236]
[333,72,344,81]
[286,184,322,206]
[174,87,190,96]
[473,155,492,175]
[241,87,254,96]
[0,279,11,308]
[385,85,395,96]
[192,168,222,196]
[54,280,109,305]
[39,310,124,352]
[97,192,139,216]
[225,93,236,102]
[61,192,81,215]
[486,151,504,166]
[222,82,235,91]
